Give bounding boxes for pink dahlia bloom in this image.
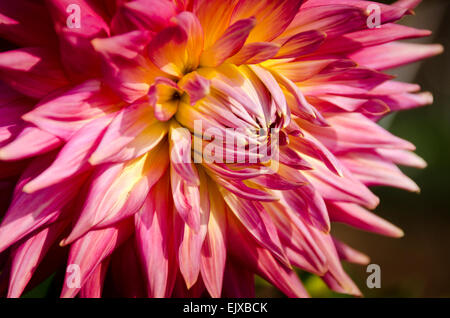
[0,0,442,298]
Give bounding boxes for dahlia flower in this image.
[0,0,442,298]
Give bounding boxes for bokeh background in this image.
[0,0,448,298]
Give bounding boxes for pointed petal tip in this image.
[87,154,99,166]
[432,43,444,55]
[0,149,7,161]
[356,254,371,266]
[385,222,405,238]
[368,195,381,210]
[21,183,35,194]
[21,112,33,123]
[59,238,68,247]
[385,225,404,239]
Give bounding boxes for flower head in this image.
[0,0,442,297]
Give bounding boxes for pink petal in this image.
[23,114,114,193]
[328,201,404,237]
[63,146,168,244]
[339,151,420,192]
[79,259,110,298]
[281,4,367,40]
[227,42,280,65]
[200,182,227,298]
[111,0,176,34]
[302,67,392,93]
[304,156,380,209]
[276,30,326,59]
[290,131,344,176]
[135,173,176,297]
[349,42,443,70]
[177,170,210,289]
[264,200,328,275]
[228,213,309,298]
[178,72,211,105]
[302,0,408,24]
[299,112,415,153]
[0,154,86,253]
[250,65,289,122]
[272,71,327,125]
[332,238,370,265]
[171,165,202,232]
[309,227,361,296]
[23,80,120,141]
[283,185,331,233]
[46,0,110,81]
[0,126,61,161]
[60,219,133,298]
[92,30,156,103]
[222,190,289,265]
[7,220,67,298]
[89,102,168,165]
[0,47,69,99]
[169,122,199,185]
[376,148,426,169]
[320,23,431,54]
[266,58,334,83]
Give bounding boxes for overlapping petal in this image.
[0,0,442,299]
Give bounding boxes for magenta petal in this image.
[135,174,176,297]
[177,170,210,289]
[79,259,110,298]
[22,80,120,141]
[328,201,404,238]
[0,47,69,99]
[23,114,114,193]
[60,219,133,298]
[0,154,87,253]
[349,42,443,71]
[7,220,67,298]
[200,183,227,298]
[0,126,61,161]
